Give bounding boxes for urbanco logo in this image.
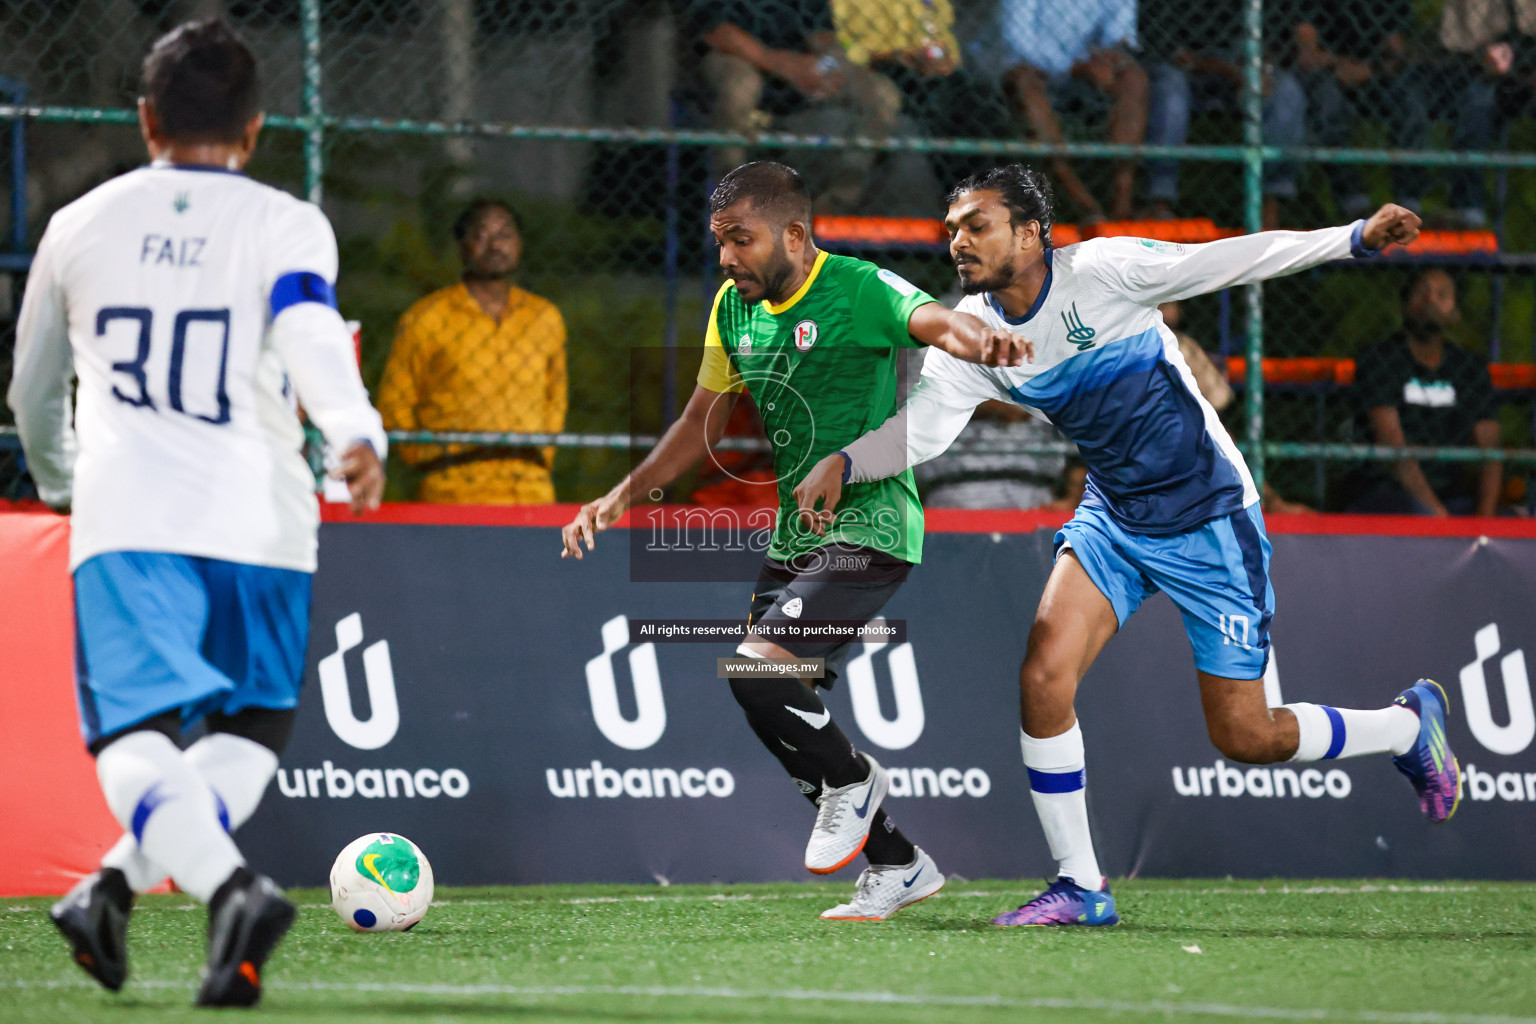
[586,615,666,750]
[1460,623,1534,756]
[551,615,739,799]
[318,613,399,750]
[845,618,924,750]
[281,613,468,800]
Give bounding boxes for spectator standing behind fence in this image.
[1144,9,1305,228]
[1349,269,1501,517]
[691,0,900,212]
[377,200,567,504]
[992,0,1147,222]
[1294,1,1430,220]
[1439,0,1536,228]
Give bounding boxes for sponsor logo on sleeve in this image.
[877,268,920,296]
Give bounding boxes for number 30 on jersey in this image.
[100,305,232,425]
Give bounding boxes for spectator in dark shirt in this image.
[1294,0,1431,219]
[1350,269,1502,516]
[691,0,900,212]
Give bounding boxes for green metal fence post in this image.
[1243,0,1266,493]
[300,0,325,485]
[301,0,324,205]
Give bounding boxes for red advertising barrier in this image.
[0,511,120,896]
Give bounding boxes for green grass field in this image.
[3,879,1533,1023]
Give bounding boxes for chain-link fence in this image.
[4,0,1536,512]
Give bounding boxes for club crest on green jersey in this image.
[794,319,818,352]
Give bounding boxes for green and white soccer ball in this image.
[329,832,434,932]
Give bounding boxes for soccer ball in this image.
[329,832,434,932]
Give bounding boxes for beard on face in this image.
[957,255,1019,296]
[1404,302,1458,341]
[734,236,795,303]
[1404,311,1442,340]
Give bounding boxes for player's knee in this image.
[728,674,758,709]
[1018,649,1074,702]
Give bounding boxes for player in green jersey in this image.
[561,162,1028,920]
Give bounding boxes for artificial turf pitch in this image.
[2,879,1532,1023]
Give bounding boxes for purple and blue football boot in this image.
[991,877,1119,927]
[1392,679,1460,823]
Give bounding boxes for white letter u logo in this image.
[586,615,666,750]
[1460,623,1535,756]
[317,613,400,750]
[846,618,925,750]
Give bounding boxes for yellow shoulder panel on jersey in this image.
[696,279,744,394]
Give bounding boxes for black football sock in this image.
[729,675,867,788]
[733,685,825,799]
[862,810,917,867]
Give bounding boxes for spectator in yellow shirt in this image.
[832,0,1009,183]
[378,200,567,504]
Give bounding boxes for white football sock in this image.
[95,731,245,902]
[1021,722,1104,890]
[1285,702,1419,762]
[100,733,278,893]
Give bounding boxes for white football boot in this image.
[805,752,889,874]
[821,847,945,921]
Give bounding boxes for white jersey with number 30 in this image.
[8,163,386,572]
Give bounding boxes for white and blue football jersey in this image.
[846,224,1369,534]
[8,162,386,571]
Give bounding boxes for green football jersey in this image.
[699,251,937,564]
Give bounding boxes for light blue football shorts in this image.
[1054,502,1274,679]
[72,551,312,747]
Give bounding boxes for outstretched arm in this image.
[1101,204,1421,306]
[907,301,1033,367]
[793,364,1002,532]
[561,384,738,558]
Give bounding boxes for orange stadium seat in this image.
[1225,357,1533,390]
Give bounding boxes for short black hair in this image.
[141,20,260,144]
[453,198,522,242]
[708,162,813,231]
[1400,266,1453,307]
[947,164,1054,247]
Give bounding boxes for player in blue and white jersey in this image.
[7,20,385,1004]
[792,165,1459,927]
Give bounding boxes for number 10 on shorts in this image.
[1218,614,1251,649]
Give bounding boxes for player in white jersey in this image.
[792,165,1460,926]
[7,21,385,1005]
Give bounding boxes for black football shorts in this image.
[742,543,912,689]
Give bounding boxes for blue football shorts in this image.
[1054,502,1274,679]
[72,551,312,747]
